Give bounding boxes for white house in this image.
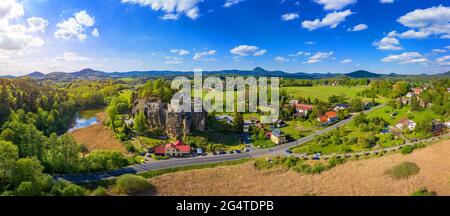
[396,118,416,131]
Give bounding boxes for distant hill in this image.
[24,71,45,78]
[2,67,449,81]
[345,70,382,78]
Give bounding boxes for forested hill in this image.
[6,68,448,81]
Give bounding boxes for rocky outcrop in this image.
[132,98,206,138]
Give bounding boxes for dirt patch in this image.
[149,139,450,196]
[70,121,127,154]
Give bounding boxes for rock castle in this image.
[132,98,207,138]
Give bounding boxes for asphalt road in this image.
[56,105,384,183]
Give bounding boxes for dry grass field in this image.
[149,139,450,196]
[70,112,127,154]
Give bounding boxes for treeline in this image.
[282,77,370,87]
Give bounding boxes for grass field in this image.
[281,120,318,140]
[283,85,388,103]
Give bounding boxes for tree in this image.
[134,111,148,135]
[0,141,18,190]
[350,98,364,112]
[106,98,119,132]
[233,112,244,133]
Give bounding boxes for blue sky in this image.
[0,0,449,75]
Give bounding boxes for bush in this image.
[81,150,129,172]
[15,182,39,196]
[50,181,86,196]
[401,145,414,155]
[90,187,110,196]
[328,157,345,168]
[113,174,152,195]
[384,162,420,180]
[411,188,435,196]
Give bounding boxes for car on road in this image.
[285,149,293,154]
[229,151,234,154]
[244,148,250,152]
[219,150,226,155]
[234,150,242,154]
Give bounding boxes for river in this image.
[68,109,103,132]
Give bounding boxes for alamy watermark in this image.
[170,71,279,124]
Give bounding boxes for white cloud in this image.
[91,28,99,37]
[230,45,266,56]
[274,56,289,63]
[170,49,190,56]
[313,0,356,11]
[160,13,180,20]
[380,0,394,3]
[436,55,450,62]
[304,41,316,45]
[388,30,429,39]
[165,55,183,64]
[397,5,450,39]
[193,49,216,60]
[382,52,428,64]
[306,51,333,64]
[431,49,447,55]
[281,13,299,21]
[373,32,403,51]
[348,23,367,32]
[341,58,352,63]
[302,10,353,31]
[27,17,49,33]
[223,0,245,8]
[55,52,91,62]
[74,10,95,27]
[122,0,202,20]
[0,0,45,51]
[55,11,96,41]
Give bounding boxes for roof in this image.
[173,140,184,146]
[325,111,337,119]
[318,115,329,123]
[398,118,414,126]
[271,129,283,137]
[295,104,314,110]
[155,140,191,154]
[154,146,166,155]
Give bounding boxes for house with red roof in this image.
[413,87,422,95]
[154,140,191,157]
[317,111,338,126]
[295,103,314,117]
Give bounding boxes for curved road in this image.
[56,105,384,183]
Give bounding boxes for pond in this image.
[68,109,103,132]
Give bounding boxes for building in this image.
[413,87,422,95]
[396,118,416,131]
[270,129,287,145]
[446,122,450,128]
[154,140,191,157]
[431,120,447,136]
[317,111,338,126]
[289,100,299,107]
[334,103,349,111]
[406,92,414,98]
[295,103,314,117]
[275,119,287,128]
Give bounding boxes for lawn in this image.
[283,85,388,103]
[281,120,318,140]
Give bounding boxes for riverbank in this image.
[70,112,127,154]
[148,139,450,196]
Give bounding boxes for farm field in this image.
[282,86,388,103]
[148,139,450,196]
[71,123,128,154]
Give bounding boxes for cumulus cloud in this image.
[27,17,49,33]
[306,51,333,64]
[223,0,245,8]
[165,55,183,64]
[230,45,266,56]
[341,58,352,63]
[302,10,353,31]
[274,56,289,63]
[348,23,367,32]
[373,32,403,51]
[397,5,450,39]
[170,49,190,56]
[0,0,45,51]
[91,28,99,37]
[281,13,299,21]
[122,0,202,20]
[313,0,356,11]
[55,10,97,41]
[193,49,216,60]
[382,52,428,64]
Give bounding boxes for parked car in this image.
[285,149,293,154]
[212,151,218,155]
[219,150,226,155]
[244,148,250,152]
[229,151,234,154]
[235,150,242,154]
